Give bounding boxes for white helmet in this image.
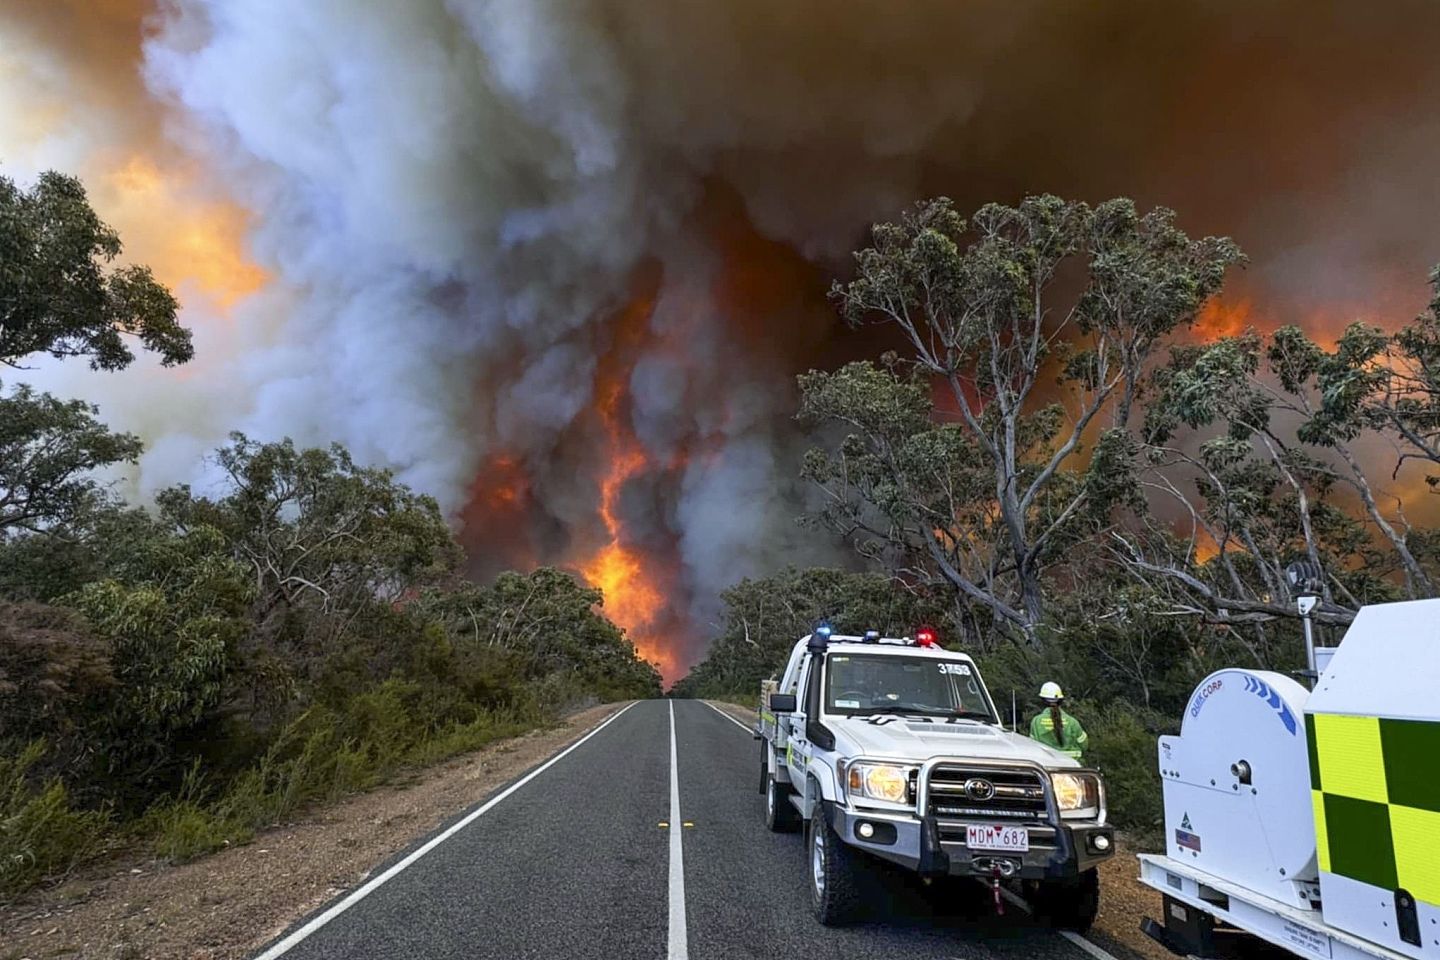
[1039,681,1064,701]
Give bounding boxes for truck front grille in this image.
[925,765,1049,825]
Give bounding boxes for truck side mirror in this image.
[769,693,797,714]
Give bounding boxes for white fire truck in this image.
[1140,594,1440,960]
[755,627,1115,927]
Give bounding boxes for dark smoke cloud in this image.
[6,1,1440,671]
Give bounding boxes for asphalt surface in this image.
[257,699,1102,960]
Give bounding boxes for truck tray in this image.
[1138,854,1413,960]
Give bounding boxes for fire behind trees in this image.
[678,196,1440,827]
[0,170,661,900]
[798,196,1440,647]
[7,171,1440,889]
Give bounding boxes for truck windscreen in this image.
[824,653,995,721]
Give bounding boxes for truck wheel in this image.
[807,811,865,925]
[764,771,800,832]
[1028,868,1100,933]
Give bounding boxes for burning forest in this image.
[5,1,1440,684]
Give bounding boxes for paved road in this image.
[256,699,1104,960]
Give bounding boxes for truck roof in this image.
[777,634,984,697]
[798,634,976,661]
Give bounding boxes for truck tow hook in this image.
[990,863,1004,916]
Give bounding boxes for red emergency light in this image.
[915,626,940,648]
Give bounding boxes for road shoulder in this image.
[0,702,628,960]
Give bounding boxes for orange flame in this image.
[478,454,528,511]
[455,452,539,578]
[1194,297,1254,340]
[578,293,677,681]
[1192,531,1222,563]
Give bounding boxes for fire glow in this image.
[577,294,681,682]
[580,413,670,677]
[11,0,1440,688]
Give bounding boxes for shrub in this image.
[143,799,249,862]
[0,603,114,781]
[0,742,109,900]
[140,680,546,862]
[1082,699,1174,841]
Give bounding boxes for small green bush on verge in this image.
[1,741,110,900]
[142,799,250,862]
[138,681,547,864]
[1082,699,1174,843]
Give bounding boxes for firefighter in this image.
[1029,681,1088,761]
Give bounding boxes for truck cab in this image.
[757,630,1114,926]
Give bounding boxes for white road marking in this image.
[998,885,1123,960]
[668,700,689,960]
[1059,930,1123,960]
[253,701,639,960]
[702,700,754,732]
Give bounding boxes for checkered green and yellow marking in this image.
[1308,712,1440,906]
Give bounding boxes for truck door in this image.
[786,655,811,782]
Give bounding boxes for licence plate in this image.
[966,824,1030,852]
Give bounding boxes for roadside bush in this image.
[0,742,110,900]
[1082,700,1173,841]
[0,603,114,781]
[142,799,248,863]
[138,678,547,864]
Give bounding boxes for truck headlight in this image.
[847,762,912,804]
[1051,772,1103,820]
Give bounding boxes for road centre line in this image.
[669,700,690,960]
[253,701,639,960]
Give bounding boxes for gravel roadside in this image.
[0,703,628,960]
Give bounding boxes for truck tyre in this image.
[1027,868,1100,933]
[807,810,865,925]
[764,770,800,832]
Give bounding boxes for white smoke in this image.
[123,0,972,652]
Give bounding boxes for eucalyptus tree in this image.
[810,196,1242,641]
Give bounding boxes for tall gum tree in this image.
[1,171,189,371]
[0,169,192,537]
[810,196,1243,643]
[1116,299,1440,643]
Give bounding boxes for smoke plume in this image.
[5,1,1440,676]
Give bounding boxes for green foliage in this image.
[0,170,190,370]
[1082,701,1172,841]
[0,384,144,534]
[0,437,658,895]
[417,567,663,701]
[1127,316,1437,631]
[0,603,113,783]
[143,798,243,863]
[157,435,460,688]
[0,742,109,900]
[69,582,234,763]
[1298,272,1440,491]
[57,521,251,784]
[820,195,1244,639]
[139,680,540,863]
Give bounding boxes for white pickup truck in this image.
[756,629,1115,927]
